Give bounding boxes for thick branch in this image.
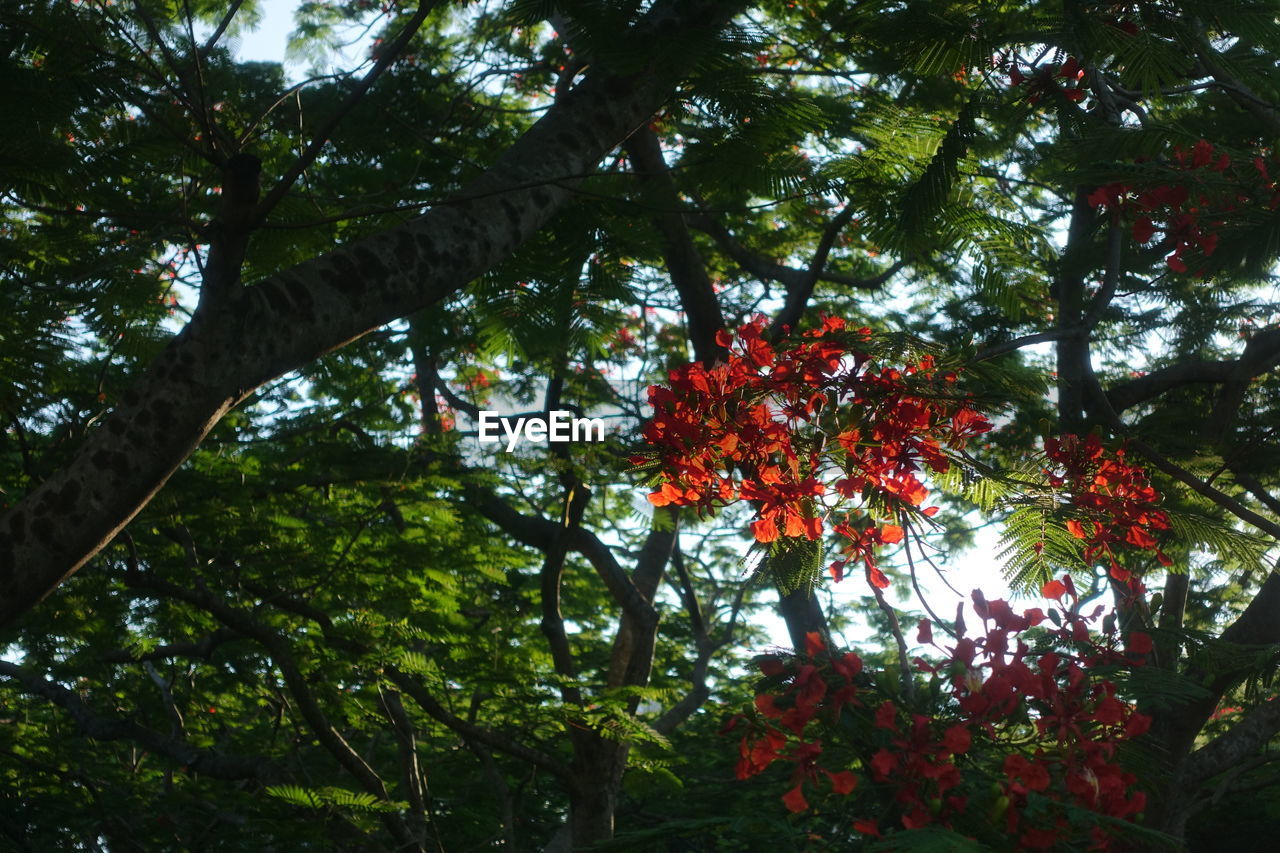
[0,0,746,627]
[1192,30,1280,136]
[1054,186,1098,433]
[1106,327,1280,415]
[1106,359,1239,413]
[605,516,674,689]
[1155,569,1280,768]
[623,128,725,364]
[1186,692,1280,785]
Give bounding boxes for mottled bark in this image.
[0,0,747,628]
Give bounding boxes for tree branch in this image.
[623,128,725,364]
[1105,327,1280,415]
[539,481,590,707]
[98,628,239,663]
[122,573,415,847]
[468,485,659,627]
[688,203,900,297]
[1191,28,1280,136]
[605,514,674,690]
[254,1,443,220]
[0,659,278,781]
[1186,693,1280,785]
[771,203,861,336]
[386,667,573,783]
[0,0,747,628]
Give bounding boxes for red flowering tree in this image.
[642,320,1189,848]
[637,316,993,593]
[8,2,1280,851]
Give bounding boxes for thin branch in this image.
[142,660,187,737]
[688,201,901,295]
[201,0,247,55]
[871,583,914,698]
[377,686,438,853]
[255,1,443,221]
[468,485,658,627]
[122,574,415,847]
[969,328,1082,362]
[386,667,573,782]
[0,660,277,781]
[653,545,717,734]
[1126,436,1280,541]
[772,203,861,336]
[98,629,239,663]
[1083,217,1124,329]
[538,481,589,707]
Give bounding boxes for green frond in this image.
[765,535,825,596]
[264,784,405,813]
[1165,510,1270,575]
[998,502,1086,592]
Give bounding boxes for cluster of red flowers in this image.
[1043,433,1172,589]
[1006,54,1088,104]
[728,631,862,813]
[639,317,992,590]
[1088,139,1280,273]
[731,583,1153,849]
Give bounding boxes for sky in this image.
[233,0,373,75]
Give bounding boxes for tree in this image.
[4,0,1280,850]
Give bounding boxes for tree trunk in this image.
[569,744,626,848]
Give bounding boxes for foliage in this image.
[4,0,1280,851]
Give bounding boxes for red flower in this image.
[1041,578,1067,600]
[1126,631,1153,655]
[867,565,891,589]
[852,818,881,837]
[870,748,898,778]
[781,783,808,813]
[826,769,857,794]
[942,724,971,755]
[875,700,898,730]
[751,517,780,542]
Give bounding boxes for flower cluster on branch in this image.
[1089,139,1280,273]
[1043,433,1173,591]
[729,584,1153,849]
[638,317,992,590]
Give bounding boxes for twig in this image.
[871,583,914,698]
[255,1,443,221]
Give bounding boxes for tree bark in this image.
[0,0,748,628]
